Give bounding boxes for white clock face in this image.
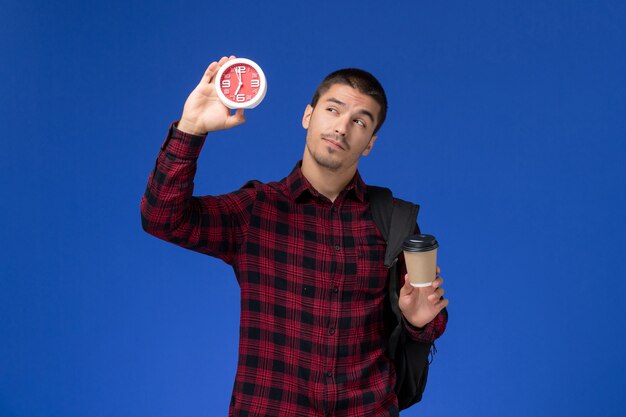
[215,58,267,109]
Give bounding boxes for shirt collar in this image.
[283,161,366,203]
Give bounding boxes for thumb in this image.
[224,108,246,129]
[399,273,414,296]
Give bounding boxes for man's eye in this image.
[326,107,338,113]
[354,119,366,127]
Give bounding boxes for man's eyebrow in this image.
[324,97,375,122]
[326,97,346,107]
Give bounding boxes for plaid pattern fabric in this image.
[141,123,447,417]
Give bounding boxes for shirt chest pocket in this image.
[338,234,388,299]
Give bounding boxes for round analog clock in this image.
[215,58,267,109]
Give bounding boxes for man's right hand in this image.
[177,56,246,135]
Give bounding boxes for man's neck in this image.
[300,155,357,203]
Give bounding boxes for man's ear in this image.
[361,135,378,156]
[302,104,313,129]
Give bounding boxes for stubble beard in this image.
[305,134,346,172]
[310,147,342,171]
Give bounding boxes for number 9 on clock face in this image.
[215,58,268,109]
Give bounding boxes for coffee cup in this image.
[402,234,439,287]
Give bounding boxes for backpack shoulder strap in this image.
[368,184,421,357]
[367,185,393,241]
[367,186,420,267]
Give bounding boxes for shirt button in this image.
[334,245,341,251]
[333,287,338,293]
[327,371,333,377]
[329,327,335,335]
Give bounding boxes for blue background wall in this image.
[2,1,625,416]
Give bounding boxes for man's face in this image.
[302,83,380,173]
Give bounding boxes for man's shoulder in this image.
[365,184,419,207]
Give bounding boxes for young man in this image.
[141,56,448,416]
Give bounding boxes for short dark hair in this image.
[311,68,388,134]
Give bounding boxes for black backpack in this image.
[368,185,441,411]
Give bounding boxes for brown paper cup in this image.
[404,248,438,287]
[402,234,439,287]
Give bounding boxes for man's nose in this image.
[334,116,350,136]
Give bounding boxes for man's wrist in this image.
[176,118,208,136]
[158,122,207,160]
[403,316,426,331]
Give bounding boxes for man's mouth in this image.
[322,135,345,150]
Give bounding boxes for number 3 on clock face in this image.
[215,58,268,109]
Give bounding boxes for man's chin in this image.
[312,153,342,172]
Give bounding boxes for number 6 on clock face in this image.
[215,58,268,109]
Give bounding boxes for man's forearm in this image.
[140,122,207,240]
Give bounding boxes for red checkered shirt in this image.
[140,123,447,416]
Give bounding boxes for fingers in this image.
[428,287,445,302]
[428,276,447,304]
[203,55,237,83]
[401,274,447,305]
[403,274,414,289]
[224,108,246,129]
[435,297,449,310]
[202,60,220,84]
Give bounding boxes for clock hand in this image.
[234,68,243,95]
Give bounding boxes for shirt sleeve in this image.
[140,122,255,265]
[402,308,448,343]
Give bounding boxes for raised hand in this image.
[177,56,246,135]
